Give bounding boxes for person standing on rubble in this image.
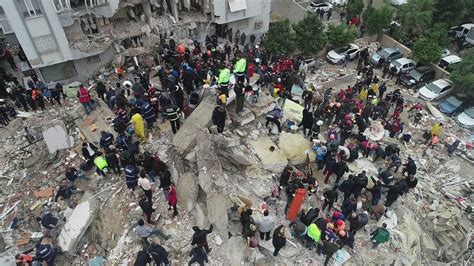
[212,105,227,133]
[131,109,147,143]
[148,242,170,265]
[139,195,156,224]
[431,123,443,137]
[77,84,93,115]
[162,97,181,134]
[125,164,138,191]
[191,224,214,253]
[138,171,154,203]
[82,142,99,167]
[370,223,390,248]
[272,225,287,256]
[255,209,275,241]
[141,100,157,129]
[188,246,208,266]
[99,131,114,151]
[166,185,178,217]
[322,188,338,213]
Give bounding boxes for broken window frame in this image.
[52,0,71,13]
[17,0,43,18]
[85,0,109,8]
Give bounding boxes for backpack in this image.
[374,228,390,243]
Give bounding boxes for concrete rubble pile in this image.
[1,42,473,266]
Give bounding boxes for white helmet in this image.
[316,120,323,126]
[123,80,133,88]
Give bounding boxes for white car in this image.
[418,79,454,101]
[438,55,462,71]
[389,57,416,74]
[391,0,407,6]
[307,2,333,13]
[456,107,474,129]
[326,44,359,64]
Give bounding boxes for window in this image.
[86,55,101,64]
[228,0,247,12]
[17,0,42,17]
[0,7,12,34]
[235,18,249,29]
[53,0,71,12]
[86,0,108,7]
[34,35,57,54]
[40,61,77,82]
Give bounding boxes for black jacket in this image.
[191,225,213,245]
[212,107,227,126]
[81,143,98,160]
[105,152,119,166]
[272,225,286,249]
[148,244,169,263]
[134,250,151,266]
[323,189,338,204]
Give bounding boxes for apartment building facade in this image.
[0,0,270,83]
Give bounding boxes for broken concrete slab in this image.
[282,99,304,124]
[212,135,241,148]
[250,137,288,172]
[76,105,116,145]
[34,187,54,198]
[229,107,256,126]
[177,173,198,213]
[58,198,99,252]
[194,203,209,229]
[42,121,75,153]
[206,192,230,237]
[247,93,276,118]
[224,236,252,264]
[278,132,315,165]
[219,147,256,168]
[195,129,223,193]
[348,157,378,177]
[173,96,214,154]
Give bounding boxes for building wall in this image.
[72,45,116,81]
[214,0,271,37]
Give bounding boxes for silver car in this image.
[370,48,403,66]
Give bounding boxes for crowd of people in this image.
[9,26,453,265]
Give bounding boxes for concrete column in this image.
[170,0,179,22]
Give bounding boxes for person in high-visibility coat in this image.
[217,65,231,97]
[431,122,443,137]
[359,87,368,102]
[94,155,108,177]
[131,112,147,143]
[305,223,321,249]
[234,54,247,84]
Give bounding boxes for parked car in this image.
[441,49,451,58]
[391,0,407,6]
[399,66,435,89]
[329,0,347,6]
[326,44,360,64]
[369,48,403,66]
[307,2,333,13]
[438,96,464,116]
[389,57,416,74]
[418,79,454,101]
[438,55,462,71]
[456,107,474,129]
[448,23,474,39]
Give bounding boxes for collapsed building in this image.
[0,0,270,82]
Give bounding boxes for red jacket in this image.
[167,186,177,206]
[77,87,91,103]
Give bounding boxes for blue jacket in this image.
[99,132,114,149]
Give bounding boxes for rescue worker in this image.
[125,164,138,191]
[234,54,247,84]
[94,155,108,177]
[163,98,181,134]
[141,101,157,129]
[99,131,114,151]
[131,110,147,143]
[217,64,231,97]
[77,84,93,115]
